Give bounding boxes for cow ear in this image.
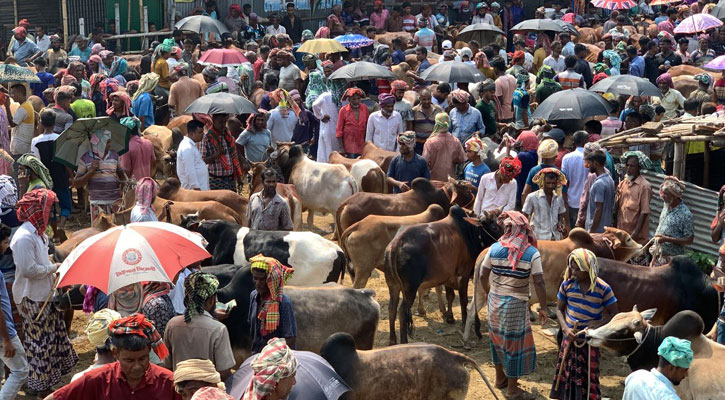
[464,217,481,226]
[640,308,657,321]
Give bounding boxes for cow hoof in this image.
[388,338,397,346]
[416,309,426,317]
[445,314,455,324]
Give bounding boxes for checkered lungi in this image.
[487,292,537,378]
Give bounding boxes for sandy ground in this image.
[16,207,630,399]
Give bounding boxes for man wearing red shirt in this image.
[336,88,369,158]
[46,314,180,400]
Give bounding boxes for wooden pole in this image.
[704,143,711,188]
[673,142,685,180]
[12,0,17,29]
[61,0,69,48]
[127,0,132,52]
[115,3,121,54]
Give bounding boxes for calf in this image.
[215,265,380,365]
[193,220,345,285]
[115,196,243,225]
[250,163,304,230]
[586,308,725,400]
[269,142,356,227]
[328,152,387,193]
[361,141,398,172]
[385,206,503,344]
[158,177,248,225]
[52,213,116,262]
[320,332,498,400]
[142,125,183,178]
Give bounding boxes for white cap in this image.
[442,40,453,49]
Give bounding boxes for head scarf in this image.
[61,73,77,86]
[89,73,108,91]
[277,49,293,61]
[533,167,567,194]
[108,313,169,360]
[88,54,102,67]
[133,73,160,101]
[229,3,242,14]
[536,33,551,55]
[270,88,301,118]
[0,175,17,208]
[246,109,269,132]
[174,359,225,392]
[603,49,621,71]
[622,150,653,171]
[593,72,609,85]
[474,51,490,69]
[343,87,365,101]
[565,248,599,293]
[694,73,713,86]
[17,154,53,189]
[513,50,525,62]
[241,337,298,400]
[183,271,220,323]
[398,131,416,147]
[660,176,686,200]
[516,72,529,87]
[91,43,105,55]
[594,63,611,75]
[657,337,694,369]
[432,112,450,134]
[107,91,131,117]
[135,177,158,213]
[373,44,391,66]
[465,136,487,160]
[108,283,143,316]
[99,77,120,101]
[497,211,536,269]
[315,26,330,39]
[90,128,112,158]
[301,29,314,41]
[517,131,539,152]
[159,37,175,53]
[451,89,470,104]
[379,93,395,105]
[193,387,234,400]
[537,138,558,160]
[250,255,294,336]
[390,80,409,93]
[13,26,27,40]
[16,189,57,236]
[99,50,114,60]
[202,65,219,80]
[498,156,522,180]
[288,89,308,125]
[656,73,674,89]
[537,65,556,82]
[85,308,121,348]
[658,31,674,45]
[173,62,190,74]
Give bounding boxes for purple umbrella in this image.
[674,14,723,34]
[704,55,725,71]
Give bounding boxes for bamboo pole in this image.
[704,144,711,188]
[673,142,685,180]
[127,0,132,52]
[12,0,17,29]
[61,0,69,48]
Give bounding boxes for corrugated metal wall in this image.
[67,0,107,35]
[642,170,719,256]
[0,0,62,49]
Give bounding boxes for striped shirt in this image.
[481,242,543,301]
[77,151,123,203]
[558,278,617,329]
[554,70,585,90]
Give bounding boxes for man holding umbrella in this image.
[201,113,244,191]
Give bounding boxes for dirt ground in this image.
[17,208,630,399]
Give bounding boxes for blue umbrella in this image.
[227,351,350,400]
[334,34,374,49]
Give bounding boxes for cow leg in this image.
[63,309,74,334]
[459,278,469,332]
[306,210,315,226]
[436,285,447,315]
[399,286,417,344]
[388,286,400,345]
[445,286,456,324]
[416,288,427,317]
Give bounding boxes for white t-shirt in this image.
[266,25,287,35]
[10,105,34,155]
[278,64,302,92]
[176,136,209,190]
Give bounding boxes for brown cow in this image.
[321,332,498,400]
[52,213,116,262]
[340,204,446,289]
[118,191,243,225]
[142,125,183,177]
[578,27,600,44]
[250,163,303,230]
[158,177,248,224]
[674,75,698,99]
[335,178,463,238]
[361,141,398,172]
[385,206,503,344]
[668,65,708,78]
[463,227,643,341]
[167,115,194,137]
[329,152,387,193]
[584,43,603,64]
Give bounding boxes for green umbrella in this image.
[0,64,40,83]
[53,117,131,170]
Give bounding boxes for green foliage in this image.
[686,250,716,275]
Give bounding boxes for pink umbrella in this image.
[198,48,249,67]
[590,0,636,10]
[674,13,723,34]
[562,13,576,24]
[57,222,211,294]
[704,55,725,71]
[650,0,681,5]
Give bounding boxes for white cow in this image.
[270,142,357,226]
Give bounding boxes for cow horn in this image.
[632,304,638,312]
[634,331,644,344]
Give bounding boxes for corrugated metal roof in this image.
[643,170,719,256]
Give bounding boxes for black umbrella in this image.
[185,93,258,115]
[552,20,580,36]
[227,351,350,400]
[328,61,396,81]
[710,3,725,19]
[589,75,663,97]
[175,15,230,35]
[457,23,505,43]
[420,61,485,84]
[532,88,612,120]
[511,19,565,33]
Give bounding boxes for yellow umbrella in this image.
[297,39,348,54]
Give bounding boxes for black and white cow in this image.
[190,219,346,285]
[212,265,381,366]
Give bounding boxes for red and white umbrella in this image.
[57,222,211,294]
[198,48,249,67]
[649,0,681,6]
[590,0,636,10]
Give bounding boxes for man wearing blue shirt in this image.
[627,46,645,78]
[391,38,406,65]
[387,131,430,193]
[68,37,91,63]
[449,90,484,145]
[9,27,41,67]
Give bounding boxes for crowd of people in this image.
[0,0,723,398]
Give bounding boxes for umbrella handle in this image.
[35,273,61,323]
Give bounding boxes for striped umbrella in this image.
[334,34,374,49]
[649,0,681,6]
[674,14,723,34]
[590,0,636,10]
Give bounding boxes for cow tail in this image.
[338,227,355,282]
[387,243,413,338]
[377,168,387,193]
[334,202,346,241]
[456,353,500,400]
[348,177,358,194]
